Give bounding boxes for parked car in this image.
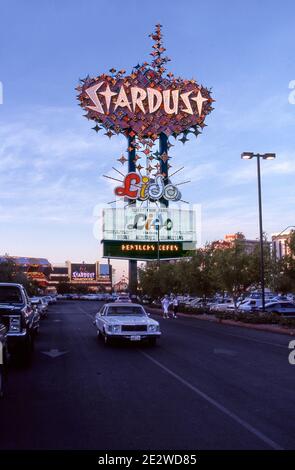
[115,295,132,303]
[44,295,56,304]
[30,297,47,318]
[238,299,262,312]
[94,303,161,345]
[209,299,235,312]
[258,301,295,316]
[0,283,39,361]
[0,321,8,398]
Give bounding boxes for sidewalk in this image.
[149,306,295,337]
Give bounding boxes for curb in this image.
[148,307,295,337]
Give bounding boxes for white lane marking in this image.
[77,305,96,321]
[141,351,284,450]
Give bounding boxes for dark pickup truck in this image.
[0,321,8,397]
[0,283,40,362]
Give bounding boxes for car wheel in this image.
[20,334,34,365]
[96,329,101,341]
[104,334,112,346]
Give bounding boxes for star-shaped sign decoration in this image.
[117,155,127,165]
[179,134,189,144]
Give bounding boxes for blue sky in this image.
[0,0,295,272]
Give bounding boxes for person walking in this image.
[172,295,179,318]
[161,295,170,319]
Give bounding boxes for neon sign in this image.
[77,25,214,140]
[102,240,193,260]
[114,172,181,202]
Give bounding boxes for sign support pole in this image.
[157,132,169,267]
[127,134,138,294]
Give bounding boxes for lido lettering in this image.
[114,172,181,202]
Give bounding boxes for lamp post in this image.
[154,216,161,268]
[241,152,276,311]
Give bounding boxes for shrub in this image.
[279,317,295,328]
[215,311,281,324]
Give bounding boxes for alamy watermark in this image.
[288,80,295,105]
[288,340,295,365]
[0,342,3,365]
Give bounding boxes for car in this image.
[209,299,235,312]
[44,295,56,304]
[258,301,295,316]
[94,302,161,345]
[238,299,262,312]
[0,321,8,398]
[115,295,132,303]
[0,283,39,362]
[30,297,48,318]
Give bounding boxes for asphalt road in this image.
[0,300,295,450]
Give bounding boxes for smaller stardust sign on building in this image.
[71,263,97,281]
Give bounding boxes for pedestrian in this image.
[172,295,179,318]
[161,295,170,319]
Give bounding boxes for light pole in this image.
[241,152,276,311]
[154,216,160,268]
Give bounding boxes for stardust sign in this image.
[81,79,211,137]
[71,263,96,281]
[77,27,213,139]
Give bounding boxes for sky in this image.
[0,0,295,277]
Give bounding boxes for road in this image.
[0,300,295,450]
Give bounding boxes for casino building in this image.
[0,256,52,289]
[48,261,113,292]
[0,256,113,293]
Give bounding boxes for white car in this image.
[94,303,161,345]
[115,295,132,303]
[238,299,262,312]
[209,299,235,312]
[258,301,295,316]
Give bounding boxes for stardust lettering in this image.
[85,82,207,116]
[72,271,95,279]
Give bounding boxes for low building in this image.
[113,273,129,292]
[48,261,113,292]
[221,234,271,254]
[272,231,294,260]
[0,256,51,289]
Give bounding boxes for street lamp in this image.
[241,152,276,311]
[154,217,161,268]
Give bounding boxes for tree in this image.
[0,258,39,296]
[56,282,72,294]
[212,243,257,311]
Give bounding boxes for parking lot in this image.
[0,299,294,450]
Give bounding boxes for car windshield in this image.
[0,286,23,304]
[106,306,145,316]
